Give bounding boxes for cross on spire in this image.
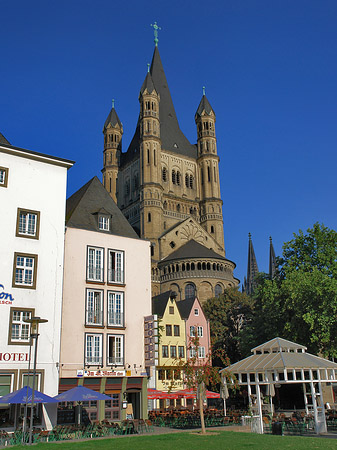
[112,99,115,109]
[202,86,206,96]
[151,21,161,47]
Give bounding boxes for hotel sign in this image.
[77,369,125,377]
[0,352,29,362]
[144,315,158,367]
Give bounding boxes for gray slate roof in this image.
[103,107,122,132]
[159,239,226,264]
[195,95,214,118]
[122,46,197,166]
[0,132,11,145]
[66,176,139,239]
[176,297,195,319]
[152,290,173,317]
[140,72,156,96]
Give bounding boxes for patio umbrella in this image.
[175,388,220,399]
[54,385,111,402]
[147,388,178,399]
[0,386,58,404]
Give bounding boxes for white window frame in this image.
[198,346,205,358]
[87,247,104,282]
[13,253,37,289]
[86,289,103,326]
[9,308,34,344]
[107,291,124,327]
[197,326,203,337]
[194,308,199,316]
[189,326,195,337]
[107,334,124,366]
[98,215,109,231]
[17,209,40,239]
[190,347,196,358]
[108,249,124,284]
[85,333,103,366]
[0,167,8,188]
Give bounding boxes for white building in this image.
[59,177,152,422]
[0,134,74,429]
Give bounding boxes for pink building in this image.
[59,177,151,423]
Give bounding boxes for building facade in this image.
[59,177,152,422]
[0,136,73,429]
[102,44,239,303]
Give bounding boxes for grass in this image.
[9,430,337,450]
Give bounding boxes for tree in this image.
[243,223,337,358]
[203,288,254,364]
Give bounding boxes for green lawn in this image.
[10,431,337,450]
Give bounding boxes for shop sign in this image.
[0,352,29,362]
[144,315,158,367]
[77,369,125,377]
[0,284,14,304]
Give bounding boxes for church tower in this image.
[101,28,239,302]
[102,101,123,203]
[195,90,224,250]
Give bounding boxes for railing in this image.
[107,312,124,327]
[86,311,103,326]
[108,270,124,284]
[85,356,103,366]
[107,356,124,365]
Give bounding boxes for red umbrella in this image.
[147,388,178,399]
[175,388,220,398]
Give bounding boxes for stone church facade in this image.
[101,44,238,303]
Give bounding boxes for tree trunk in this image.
[199,382,206,434]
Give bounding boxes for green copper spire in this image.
[112,99,115,109]
[151,21,161,47]
[202,86,206,96]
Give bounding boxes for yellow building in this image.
[152,291,186,396]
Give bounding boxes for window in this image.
[174,325,180,336]
[107,291,124,326]
[198,346,205,358]
[86,290,103,325]
[194,308,199,316]
[0,167,8,188]
[105,394,120,420]
[162,345,168,358]
[107,334,123,365]
[166,325,172,336]
[178,346,185,358]
[16,209,40,239]
[85,334,102,366]
[215,284,222,297]
[169,306,174,314]
[108,249,124,284]
[190,347,196,358]
[176,171,181,185]
[185,283,195,300]
[170,346,177,358]
[0,374,14,396]
[190,326,195,337]
[197,326,203,337]
[13,253,38,289]
[98,215,109,231]
[8,308,34,344]
[172,170,176,184]
[87,247,104,282]
[158,369,165,380]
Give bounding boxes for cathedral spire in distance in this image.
[269,236,277,279]
[244,233,259,296]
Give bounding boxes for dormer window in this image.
[99,215,109,231]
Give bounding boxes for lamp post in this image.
[23,316,48,445]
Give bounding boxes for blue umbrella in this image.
[54,385,111,402]
[0,386,58,404]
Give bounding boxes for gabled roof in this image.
[122,46,197,166]
[66,176,139,239]
[152,290,174,318]
[0,132,11,145]
[159,239,226,264]
[176,297,195,319]
[195,95,214,118]
[103,107,122,132]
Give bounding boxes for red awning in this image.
[147,388,179,399]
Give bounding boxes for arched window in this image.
[185,174,189,188]
[163,201,167,210]
[185,283,195,300]
[162,167,167,181]
[177,204,181,212]
[210,225,214,234]
[148,213,151,222]
[176,171,181,185]
[190,175,193,189]
[191,263,195,270]
[172,170,176,184]
[207,166,211,182]
[215,284,222,298]
[201,168,204,185]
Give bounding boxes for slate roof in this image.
[66,176,139,239]
[103,107,123,132]
[0,132,11,145]
[152,290,173,317]
[176,297,195,319]
[159,239,227,264]
[140,72,156,96]
[121,46,197,166]
[195,95,214,118]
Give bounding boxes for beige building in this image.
[60,177,152,422]
[102,45,239,303]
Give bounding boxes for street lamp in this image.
[23,316,48,445]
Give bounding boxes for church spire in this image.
[269,236,277,279]
[244,233,259,296]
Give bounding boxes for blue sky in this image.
[1,0,337,286]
